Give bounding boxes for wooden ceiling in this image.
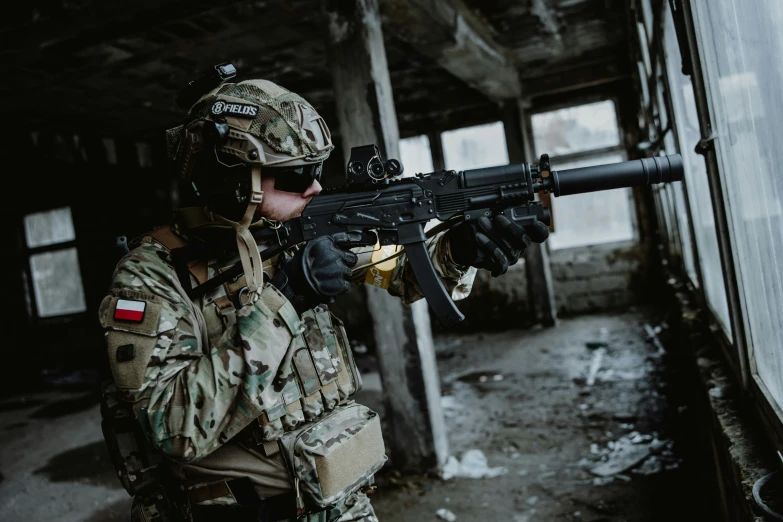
[0,0,631,139]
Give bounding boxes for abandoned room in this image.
[1,0,781,520]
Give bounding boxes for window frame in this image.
[20,207,88,325]
[655,2,706,294]
[679,0,750,386]
[686,0,783,448]
[528,96,639,250]
[653,0,739,348]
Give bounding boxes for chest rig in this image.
[149,227,364,445]
[202,257,364,445]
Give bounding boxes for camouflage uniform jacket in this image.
[98,226,475,494]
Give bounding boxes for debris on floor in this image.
[441,449,508,480]
[586,347,606,386]
[643,323,666,357]
[440,395,459,416]
[586,432,680,477]
[436,508,457,521]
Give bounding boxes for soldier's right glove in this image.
[270,233,360,314]
[447,215,549,277]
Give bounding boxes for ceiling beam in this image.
[381,0,521,100]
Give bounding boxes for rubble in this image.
[587,432,675,477]
[441,449,508,480]
[633,456,663,475]
[436,508,457,521]
[586,348,606,386]
[643,323,666,357]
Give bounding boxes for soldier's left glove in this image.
[271,233,360,314]
[447,215,549,277]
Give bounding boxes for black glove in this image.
[447,215,550,277]
[270,233,360,314]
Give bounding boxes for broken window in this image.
[692,0,783,406]
[663,4,731,336]
[531,101,635,250]
[23,207,86,318]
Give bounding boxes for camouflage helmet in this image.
[166,78,333,305]
[167,79,334,179]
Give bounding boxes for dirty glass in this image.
[693,0,783,406]
[29,248,86,317]
[663,5,731,335]
[638,22,652,77]
[662,91,698,286]
[640,0,654,42]
[399,135,434,177]
[441,122,509,170]
[24,207,76,248]
[657,184,677,259]
[547,153,634,250]
[531,101,621,157]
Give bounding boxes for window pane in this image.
[641,0,654,40]
[664,6,731,335]
[531,101,621,157]
[658,185,677,258]
[694,0,783,405]
[673,183,698,286]
[664,77,699,287]
[638,22,652,77]
[442,122,508,170]
[24,207,76,248]
[30,248,86,317]
[399,135,434,176]
[548,153,635,250]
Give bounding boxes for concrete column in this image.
[323,0,448,472]
[427,130,445,171]
[501,99,558,327]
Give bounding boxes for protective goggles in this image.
[267,163,323,193]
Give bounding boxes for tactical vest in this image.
[100,227,385,518]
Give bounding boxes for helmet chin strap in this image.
[215,165,265,304]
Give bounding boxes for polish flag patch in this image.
[114,299,146,322]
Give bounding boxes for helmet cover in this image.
[167,79,333,179]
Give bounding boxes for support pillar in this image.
[501,99,558,326]
[323,0,448,472]
[427,130,445,171]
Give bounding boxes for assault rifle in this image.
[173,145,684,326]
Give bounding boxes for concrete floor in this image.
[0,310,708,521]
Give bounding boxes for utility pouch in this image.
[277,402,386,512]
[100,380,163,496]
[256,305,363,440]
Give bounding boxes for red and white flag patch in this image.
[114,299,146,322]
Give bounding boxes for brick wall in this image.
[550,240,646,316]
[330,240,648,340]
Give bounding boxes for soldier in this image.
[98,73,549,522]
